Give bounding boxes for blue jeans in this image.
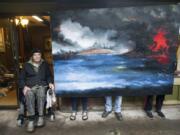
[105,96,122,113]
[71,97,88,112]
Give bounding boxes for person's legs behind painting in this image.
[70,97,88,120]
[144,95,165,118]
[82,97,88,120]
[70,97,78,120]
[155,95,165,118]
[144,95,154,118]
[114,96,123,121]
[102,96,123,121]
[102,96,113,118]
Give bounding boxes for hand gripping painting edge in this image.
[51,4,179,97]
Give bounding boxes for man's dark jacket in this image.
[19,59,53,89]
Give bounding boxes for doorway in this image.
[15,16,53,70]
[0,15,53,108]
[0,18,18,107]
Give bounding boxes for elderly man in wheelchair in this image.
[18,48,55,132]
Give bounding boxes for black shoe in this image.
[145,111,154,118]
[17,115,24,127]
[156,111,165,118]
[115,112,123,121]
[102,111,112,118]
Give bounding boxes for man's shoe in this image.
[17,115,24,127]
[156,111,165,118]
[145,111,154,118]
[37,117,45,127]
[27,121,35,133]
[50,114,55,122]
[102,111,112,118]
[115,112,123,121]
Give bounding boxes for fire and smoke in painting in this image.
[51,5,179,96]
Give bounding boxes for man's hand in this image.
[49,83,55,91]
[23,86,31,96]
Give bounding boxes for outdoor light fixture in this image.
[32,15,43,22]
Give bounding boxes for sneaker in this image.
[50,114,55,122]
[115,112,123,121]
[156,111,165,118]
[17,115,24,127]
[145,111,154,118]
[27,120,35,133]
[82,111,88,120]
[102,111,112,118]
[70,112,77,121]
[37,117,45,127]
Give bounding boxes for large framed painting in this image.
[51,4,179,97]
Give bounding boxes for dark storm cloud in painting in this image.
[51,5,179,97]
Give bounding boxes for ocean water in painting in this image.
[54,54,174,96]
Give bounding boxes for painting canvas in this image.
[51,5,179,97]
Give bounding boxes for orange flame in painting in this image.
[149,29,170,64]
[149,29,169,53]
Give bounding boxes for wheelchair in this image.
[17,87,56,127]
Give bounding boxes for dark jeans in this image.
[144,95,165,111]
[71,97,88,112]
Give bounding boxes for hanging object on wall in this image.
[0,28,5,52]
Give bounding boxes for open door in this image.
[0,17,19,108]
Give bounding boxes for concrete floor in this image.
[0,106,180,135]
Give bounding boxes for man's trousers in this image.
[25,85,46,117]
[144,95,165,111]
